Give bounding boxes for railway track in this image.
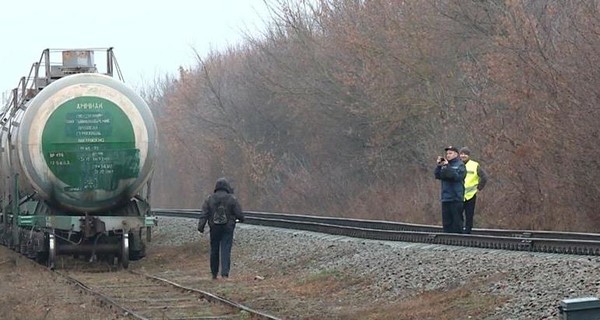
[56,269,280,320]
[152,209,600,256]
[5,249,281,319]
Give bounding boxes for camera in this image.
[437,157,446,164]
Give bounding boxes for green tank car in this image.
[0,48,158,269]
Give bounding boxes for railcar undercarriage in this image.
[0,199,156,269]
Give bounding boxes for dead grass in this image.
[0,246,124,320]
[348,287,506,320]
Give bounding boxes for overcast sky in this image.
[0,0,270,102]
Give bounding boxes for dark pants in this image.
[463,195,477,234]
[442,201,463,233]
[209,225,235,278]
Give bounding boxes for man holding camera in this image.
[434,146,466,233]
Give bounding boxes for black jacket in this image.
[198,178,244,232]
[434,157,466,202]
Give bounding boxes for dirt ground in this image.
[0,246,126,320]
[0,236,501,320]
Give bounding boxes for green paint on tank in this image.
[41,96,140,192]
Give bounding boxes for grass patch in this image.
[141,241,207,271]
[348,281,508,320]
[291,268,364,296]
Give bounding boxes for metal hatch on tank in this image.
[0,48,158,269]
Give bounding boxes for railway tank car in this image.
[0,48,158,268]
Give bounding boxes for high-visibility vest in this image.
[464,160,480,201]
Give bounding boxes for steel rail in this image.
[152,208,600,241]
[55,270,148,319]
[57,267,280,319]
[132,271,282,320]
[152,209,600,255]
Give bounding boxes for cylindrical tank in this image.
[5,73,157,213]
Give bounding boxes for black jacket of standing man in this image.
[198,178,244,280]
[434,146,466,233]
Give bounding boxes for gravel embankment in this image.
[154,217,600,319]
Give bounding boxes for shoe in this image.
[211,274,218,280]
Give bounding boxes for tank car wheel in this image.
[120,233,129,269]
[48,234,56,270]
[105,253,116,266]
[35,251,46,263]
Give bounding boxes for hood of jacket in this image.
[214,178,233,193]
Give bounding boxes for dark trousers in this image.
[209,225,235,277]
[463,195,477,234]
[442,201,463,233]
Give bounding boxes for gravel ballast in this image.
[154,217,600,319]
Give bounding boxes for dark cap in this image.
[444,146,459,153]
[459,147,471,155]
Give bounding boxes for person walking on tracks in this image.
[198,178,245,280]
[459,147,488,234]
[435,146,466,233]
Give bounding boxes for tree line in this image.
[144,0,600,232]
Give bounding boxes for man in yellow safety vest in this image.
[459,147,488,234]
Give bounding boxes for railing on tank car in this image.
[1,48,124,124]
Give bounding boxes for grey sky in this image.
[1,0,269,102]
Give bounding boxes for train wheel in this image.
[48,234,56,270]
[35,251,46,263]
[105,254,116,266]
[120,233,129,269]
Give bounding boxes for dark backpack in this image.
[212,198,228,225]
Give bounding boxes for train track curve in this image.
[152,209,600,256]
